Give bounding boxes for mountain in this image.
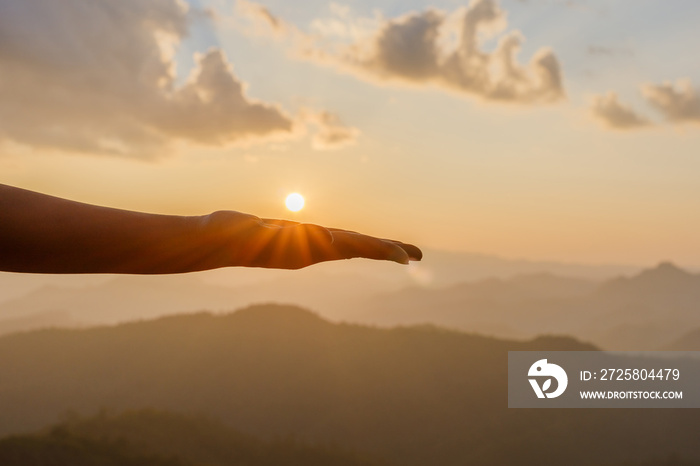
[599,261,698,294]
[358,273,599,339]
[1,261,692,349]
[400,249,641,285]
[0,248,642,332]
[596,262,700,315]
[0,310,76,336]
[0,430,186,466]
[0,271,392,334]
[0,275,246,325]
[357,262,700,350]
[0,409,382,466]
[0,304,699,466]
[2,410,698,466]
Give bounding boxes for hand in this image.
[201,211,422,270]
[0,183,422,274]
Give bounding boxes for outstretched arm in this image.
[0,184,421,274]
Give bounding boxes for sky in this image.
[1,0,700,266]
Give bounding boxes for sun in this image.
[285,193,305,212]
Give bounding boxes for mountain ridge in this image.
[1,304,699,466]
[358,261,700,349]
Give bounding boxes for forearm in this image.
[0,184,221,274]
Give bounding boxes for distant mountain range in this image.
[0,248,641,330]
[0,270,394,332]
[0,304,699,466]
[1,254,698,350]
[357,261,700,350]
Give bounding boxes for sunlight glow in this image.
[285,193,305,212]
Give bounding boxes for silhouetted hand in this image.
[0,183,422,274]
[201,211,422,270]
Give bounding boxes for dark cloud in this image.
[364,10,444,81]
[240,0,565,105]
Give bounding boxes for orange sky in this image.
[2,0,700,266]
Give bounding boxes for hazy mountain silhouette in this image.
[0,271,398,336]
[0,309,76,336]
[0,275,245,324]
[2,409,698,466]
[360,273,598,339]
[596,262,700,312]
[0,409,382,466]
[0,431,186,466]
[0,304,699,465]
[358,262,700,349]
[0,249,642,335]
[1,260,696,349]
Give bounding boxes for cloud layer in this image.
[0,0,356,158]
[239,0,565,105]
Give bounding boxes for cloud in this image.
[591,80,700,132]
[590,92,651,130]
[641,80,700,124]
[238,0,565,105]
[309,3,382,42]
[157,49,294,145]
[0,0,353,158]
[305,111,360,150]
[235,0,288,37]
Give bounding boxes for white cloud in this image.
[590,92,651,130]
[237,0,565,105]
[309,3,383,42]
[0,0,356,158]
[590,80,700,132]
[157,49,295,145]
[641,80,700,124]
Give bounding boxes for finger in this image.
[392,242,423,261]
[259,220,421,263]
[329,230,410,265]
[326,228,422,261]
